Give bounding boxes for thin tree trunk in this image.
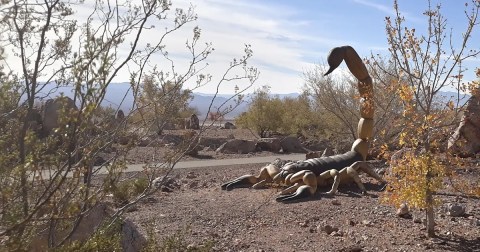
[426,190,435,237]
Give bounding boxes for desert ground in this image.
[119,127,480,252]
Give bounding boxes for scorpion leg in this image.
[353,161,387,184]
[278,170,308,195]
[221,175,258,191]
[330,161,386,195]
[276,171,317,203]
[351,161,388,191]
[345,164,367,194]
[318,169,340,196]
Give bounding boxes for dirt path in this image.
[121,153,306,172]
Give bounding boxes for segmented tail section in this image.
[324,46,374,160]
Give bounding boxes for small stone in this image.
[331,199,341,205]
[346,219,356,226]
[125,205,138,212]
[331,230,344,237]
[319,224,338,234]
[189,181,198,188]
[341,245,363,252]
[396,203,410,218]
[160,186,173,192]
[471,218,480,226]
[361,220,373,227]
[233,238,241,246]
[429,238,446,245]
[186,172,197,179]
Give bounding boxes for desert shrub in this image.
[107,178,150,206]
[235,86,283,137]
[137,77,195,135]
[303,58,404,152]
[236,86,320,138]
[142,227,215,252]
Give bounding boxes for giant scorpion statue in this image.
[221,46,386,202]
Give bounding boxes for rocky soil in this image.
[117,128,480,252]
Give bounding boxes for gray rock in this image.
[319,224,338,234]
[256,138,282,153]
[224,121,236,129]
[216,139,257,154]
[447,203,466,217]
[29,203,145,252]
[280,136,309,153]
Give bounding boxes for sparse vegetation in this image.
[377,0,480,237]
[236,86,320,138]
[0,0,256,250]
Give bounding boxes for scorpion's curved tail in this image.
[324,46,374,160]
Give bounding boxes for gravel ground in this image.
[107,128,480,251]
[124,163,480,252]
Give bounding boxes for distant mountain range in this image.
[35,82,470,119]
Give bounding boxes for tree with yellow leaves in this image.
[376,0,480,237]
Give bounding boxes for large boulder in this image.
[255,138,282,153]
[42,96,78,136]
[29,203,145,252]
[280,136,309,153]
[115,109,125,123]
[448,91,480,156]
[185,114,200,130]
[26,108,44,135]
[223,122,236,129]
[216,139,256,154]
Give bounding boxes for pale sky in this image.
[4,0,480,94]
[158,0,480,94]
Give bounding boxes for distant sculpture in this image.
[116,109,125,121]
[186,114,199,130]
[42,96,78,136]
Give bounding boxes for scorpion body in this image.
[280,151,363,176]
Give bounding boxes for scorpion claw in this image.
[275,186,313,203]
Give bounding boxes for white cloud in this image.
[352,0,424,24]
[145,0,322,94]
[1,0,390,95]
